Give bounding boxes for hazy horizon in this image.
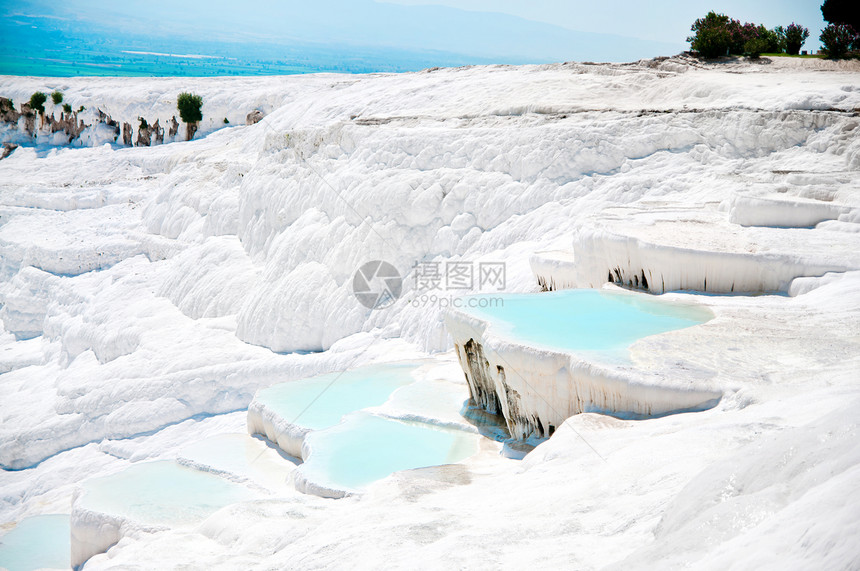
[0,1,830,77]
[2,0,687,77]
[386,0,828,52]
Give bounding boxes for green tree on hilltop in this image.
[783,23,809,55]
[820,23,857,58]
[688,12,732,58]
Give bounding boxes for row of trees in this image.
[688,14,809,58]
[19,90,204,139]
[688,1,858,59]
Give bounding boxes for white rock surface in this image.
[1,56,859,569]
[571,206,860,294]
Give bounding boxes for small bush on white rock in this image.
[176,91,203,140]
[29,91,47,115]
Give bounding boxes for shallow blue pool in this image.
[461,289,712,354]
[254,362,420,430]
[0,514,70,571]
[79,461,257,527]
[300,413,479,492]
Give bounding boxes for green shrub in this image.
[77,105,85,113]
[744,37,770,58]
[688,12,732,58]
[820,23,858,58]
[727,21,763,54]
[29,91,47,114]
[772,26,787,52]
[51,91,63,105]
[177,92,203,124]
[139,117,149,130]
[62,103,72,114]
[223,117,229,124]
[759,26,784,53]
[783,23,809,55]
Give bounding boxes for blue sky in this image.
[385,0,828,51]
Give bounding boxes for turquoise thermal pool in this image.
[253,362,420,431]
[300,412,479,492]
[460,289,712,354]
[0,514,70,571]
[251,361,485,494]
[178,433,294,490]
[78,461,257,527]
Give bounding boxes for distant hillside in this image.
[1,0,684,76]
